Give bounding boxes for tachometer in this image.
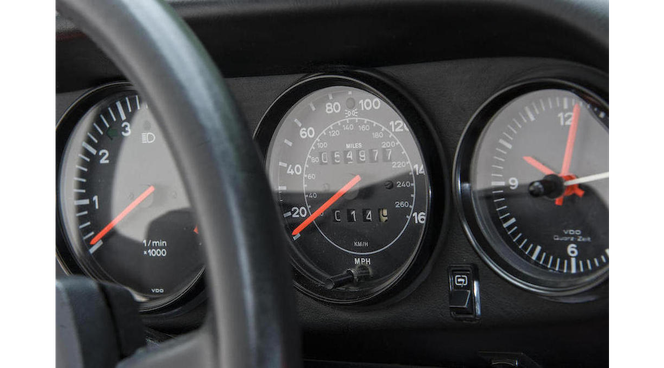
[57,83,204,311]
[455,80,608,295]
[256,73,445,304]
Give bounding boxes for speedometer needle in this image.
[89,185,155,245]
[292,175,361,236]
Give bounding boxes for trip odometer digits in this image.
[257,74,441,304]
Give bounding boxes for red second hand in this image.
[292,175,361,236]
[89,185,155,245]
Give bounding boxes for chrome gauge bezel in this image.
[255,71,449,305]
[56,82,206,314]
[454,79,609,296]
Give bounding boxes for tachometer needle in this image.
[292,175,361,236]
[89,185,155,245]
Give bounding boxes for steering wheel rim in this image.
[56,0,302,367]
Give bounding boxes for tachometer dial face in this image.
[456,81,608,295]
[256,74,443,303]
[57,84,204,311]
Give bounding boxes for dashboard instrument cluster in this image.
[56,69,609,314]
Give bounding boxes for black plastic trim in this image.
[56,0,609,93]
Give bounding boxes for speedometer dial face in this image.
[257,74,443,303]
[57,84,204,311]
[456,80,608,295]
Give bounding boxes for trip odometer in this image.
[455,80,609,296]
[256,73,445,304]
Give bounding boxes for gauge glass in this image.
[260,77,436,303]
[457,82,608,294]
[58,85,204,310]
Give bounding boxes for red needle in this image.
[291,175,361,236]
[560,103,581,176]
[523,156,555,175]
[89,185,155,245]
[556,104,581,205]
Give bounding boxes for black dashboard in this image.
[56,1,609,367]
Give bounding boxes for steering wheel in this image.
[56,0,302,367]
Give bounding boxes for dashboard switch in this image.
[448,265,480,321]
[449,290,473,315]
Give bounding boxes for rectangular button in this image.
[451,271,471,290]
[448,265,480,321]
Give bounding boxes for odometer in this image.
[455,80,609,295]
[256,73,445,303]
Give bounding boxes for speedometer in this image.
[256,73,446,304]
